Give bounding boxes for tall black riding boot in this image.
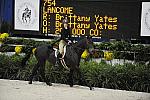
[55,53,61,67]
[55,57,59,67]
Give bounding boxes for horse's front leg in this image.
[68,69,74,87]
[76,67,93,90]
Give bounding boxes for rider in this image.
[55,15,73,66]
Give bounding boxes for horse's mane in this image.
[73,37,86,48]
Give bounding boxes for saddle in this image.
[53,45,70,71]
[53,45,66,59]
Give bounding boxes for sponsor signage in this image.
[14,0,40,31]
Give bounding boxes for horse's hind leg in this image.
[29,62,40,84]
[39,60,52,86]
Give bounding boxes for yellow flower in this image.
[0,33,9,39]
[0,33,9,41]
[15,46,22,54]
[104,51,113,61]
[2,33,9,38]
[81,49,89,59]
[32,48,37,54]
[0,34,4,40]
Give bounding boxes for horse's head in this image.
[74,36,94,55]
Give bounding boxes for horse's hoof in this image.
[46,82,52,86]
[90,87,94,90]
[28,81,32,84]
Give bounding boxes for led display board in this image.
[42,0,141,39]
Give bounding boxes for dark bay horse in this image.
[22,37,94,90]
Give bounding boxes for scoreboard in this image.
[42,0,141,39]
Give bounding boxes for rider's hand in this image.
[68,40,72,45]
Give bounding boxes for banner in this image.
[14,0,40,31]
[141,2,150,36]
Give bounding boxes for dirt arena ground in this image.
[0,79,150,100]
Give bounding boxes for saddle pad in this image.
[53,48,58,58]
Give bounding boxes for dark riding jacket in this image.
[60,27,73,43]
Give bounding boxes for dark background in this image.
[0,0,150,42]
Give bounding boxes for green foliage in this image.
[80,61,150,92]
[1,38,52,53]
[1,38,150,63]
[0,54,23,79]
[0,44,15,52]
[45,61,69,84]
[0,54,150,93]
[0,38,150,92]
[4,38,51,46]
[96,41,150,62]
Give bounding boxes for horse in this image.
[21,37,94,90]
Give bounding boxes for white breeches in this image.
[59,40,67,54]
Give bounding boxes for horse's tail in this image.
[21,46,35,68]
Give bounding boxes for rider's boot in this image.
[55,53,62,67]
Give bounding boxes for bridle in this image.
[72,38,93,52]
